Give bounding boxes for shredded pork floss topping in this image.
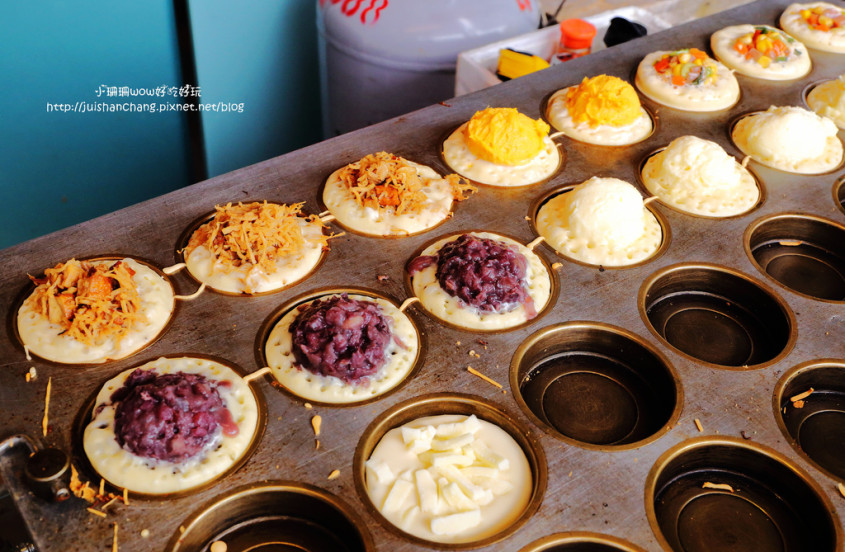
[28,259,144,346]
[188,201,329,274]
[337,152,475,215]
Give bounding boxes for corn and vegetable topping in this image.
[653,48,719,86]
[800,6,845,31]
[732,27,801,68]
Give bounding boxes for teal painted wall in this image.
[1,2,192,250]
[190,0,322,178]
[0,1,323,250]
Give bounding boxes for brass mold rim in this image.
[643,435,844,552]
[528,184,671,271]
[437,122,566,190]
[402,229,560,334]
[174,201,331,297]
[508,320,683,452]
[71,352,268,501]
[352,392,548,550]
[166,480,375,552]
[772,358,845,484]
[518,531,649,552]
[743,211,845,303]
[539,86,657,148]
[8,254,178,367]
[834,174,845,217]
[727,109,845,176]
[254,285,425,408]
[635,145,765,220]
[315,156,463,240]
[637,262,798,371]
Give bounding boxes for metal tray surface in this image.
[1,1,844,550]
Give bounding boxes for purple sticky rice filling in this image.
[111,369,238,463]
[289,294,393,384]
[409,234,535,316]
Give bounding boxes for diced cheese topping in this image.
[437,465,493,503]
[434,414,482,438]
[430,433,475,451]
[383,478,415,513]
[431,510,482,536]
[415,469,440,513]
[470,440,510,471]
[430,451,476,468]
[365,414,532,543]
[439,480,478,511]
[365,459,395,485]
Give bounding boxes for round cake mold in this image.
[353,393,547,548]
[168,481,373,552]
[322,153,468,237]
[640,263,796,369]
[81,355,265,496]
[441,121,562,187]
[640,136,761,218]
[406,231,555,332]
[774,359,845,483]
[731,106,844,174]
[746,212,845,301]
[261,288,421,405]
[646,437,842,552]
[15,256,175,365]
[544,84,654,147]
[534,178,667,268]
[178,202,329,296]
[519,532,648,552]
[511,321,682,450]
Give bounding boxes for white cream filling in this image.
[732,106,843,174]
[711,24,811,80]
[442,123,559,187]
[546,88,653,146]
[410,232,551,331]
[17,258,174,364]
[266,294,418,404]
[642,135,760,217]
[83,357,259,495]
[781,3,845,54]
[635,50,740,111]
[807,74,845,129]
[537,178,662,267]
[365,414,532,544]
[323,159,454,236]
[185,217,324,294]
